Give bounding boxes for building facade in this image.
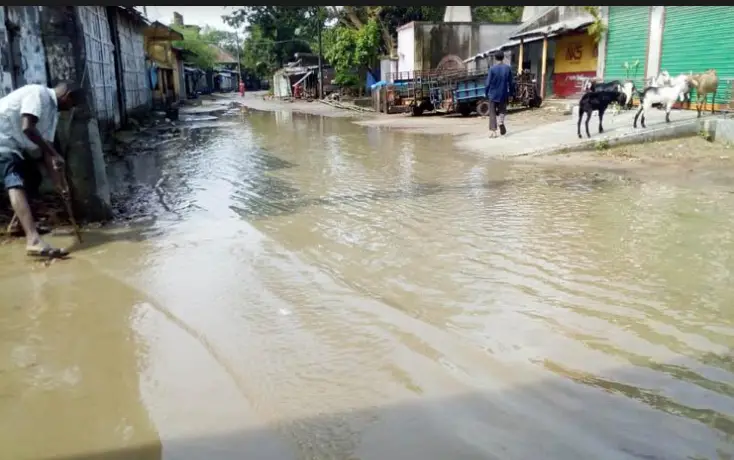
[397,21,516,76]
[599,6,734,110]
[463,6,596,99]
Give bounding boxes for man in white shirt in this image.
[0,81,83,257]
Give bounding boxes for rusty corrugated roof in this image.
[208,44,237,64]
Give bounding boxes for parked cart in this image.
[512,70,543,108]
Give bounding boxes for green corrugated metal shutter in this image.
[660,6,734,110]
[604,6,650,90]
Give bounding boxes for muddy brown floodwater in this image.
[1,107,733,460]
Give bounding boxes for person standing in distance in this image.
[0,81,83,257]
[484,51,515,139]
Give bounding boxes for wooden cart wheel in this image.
[476,100,491,117]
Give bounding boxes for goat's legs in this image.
[577,110,584,139]
[585,111,592,138]
[633,106,645,128]
[712,91,716,115]
[696,95,703,118]
[598,108,606,134]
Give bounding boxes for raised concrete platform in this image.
[706,117,734,144]
[457,108,705,158]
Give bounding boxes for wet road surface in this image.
[1,107,733,459]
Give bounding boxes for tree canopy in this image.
[221,6,524,84]
[223,7,314,79]
[171,24,218,69]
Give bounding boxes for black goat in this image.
[584,79,636,110]
[584,79,621,93]
[577,90,628,139]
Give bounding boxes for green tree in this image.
[223,7,313,70]
[170,24,217,69]
[323,18,380,88]
[200,26,240,60]
[239,24,276,79]
[471,6,523,23]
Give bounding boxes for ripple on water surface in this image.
[99,109,734,458]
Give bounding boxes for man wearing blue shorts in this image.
[0,81,82,257]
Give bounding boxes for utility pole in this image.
[317,7,324,99]
[235,31,242,87]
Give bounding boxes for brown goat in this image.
[688,69,719,117]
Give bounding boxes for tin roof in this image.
[208,45,237,64]
[117,6,148,25]
[465,16,593,63]
[144,21,184,41]
[509,16,593,41]
[464,35,544,63]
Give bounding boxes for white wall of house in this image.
[443,6,472,23]
[397,23,415,74]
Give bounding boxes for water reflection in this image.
[0,257,160,459]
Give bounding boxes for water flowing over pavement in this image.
[1,108,734,459]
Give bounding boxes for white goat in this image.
[670,74,693,102]
[633,77,691,129]
[647,70,671,88]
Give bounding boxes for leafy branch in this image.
[583,6,608,44]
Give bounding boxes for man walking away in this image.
[484,51,515,139]
[0,81,83,257]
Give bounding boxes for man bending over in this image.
[0,81,82,257]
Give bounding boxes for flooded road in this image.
[1,107,734,459]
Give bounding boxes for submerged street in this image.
[1,107,733,459]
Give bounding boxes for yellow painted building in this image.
[553,32,599,98]
[143,21,184,105]
[554,32,598,74]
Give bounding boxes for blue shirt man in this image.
[484,51,515,137]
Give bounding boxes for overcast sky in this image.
[140,6,240,32]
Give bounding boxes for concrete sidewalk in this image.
[457,108,702,158]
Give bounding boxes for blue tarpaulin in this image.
[365,68,380,94]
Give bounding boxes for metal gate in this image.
[604,7,650,90]
[660,6,734,111]
[78,6,120,125]
[116,13,150,112]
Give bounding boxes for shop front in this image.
[552,31,598,98]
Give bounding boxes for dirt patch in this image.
[517,136,734,186]
[238,93,368,119]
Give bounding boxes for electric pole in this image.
[235,31,242,87]
[317,7,324,99]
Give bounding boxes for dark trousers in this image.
[489,100,507,131]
